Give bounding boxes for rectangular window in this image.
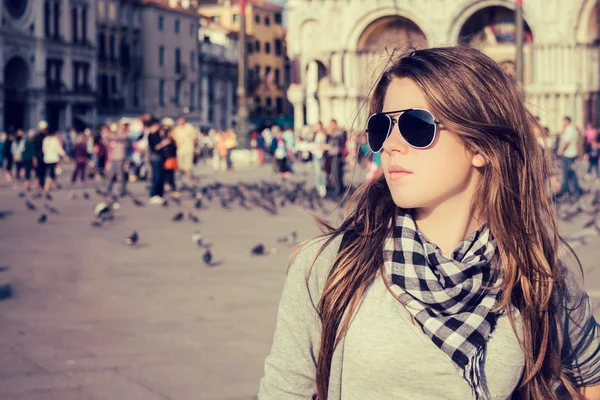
[275,39,282,56]
[266,97,272,108]
[109,35,116,60]
[158,15,164,31]
[255,40,260,52]
[265,16,270,26]
[275,68,280,85]
[265,66,271,77]
[247,43,253,54]
[175,19,180,34]
[233,14,240,24]
[159,79,165,107]
[190,83,196,110]
[53,1,60,39]
[265,42,271,54]
[175,48,181,74]
[98,33,106,59]
[255,65,260,78]
[175,81,181,107]
[275,13,282,24]
[211,15,220,23]
[255,14,260,24]
[71,7,78,43]
[72,62,79,89]
[44,1,51,37]
[159,46,165,67]
[276,97,283,115]
[111,75,117,94]
[82,6,88,43]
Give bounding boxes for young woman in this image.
[259,47,600,400]
[21,130,36,191]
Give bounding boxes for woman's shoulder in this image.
[287,233,344,298]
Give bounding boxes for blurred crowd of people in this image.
[0,113,382,201]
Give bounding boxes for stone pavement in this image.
[0,162,599,400]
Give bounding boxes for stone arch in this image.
[448,0,538,44]
[299,19,320,59]
[357,16,428,52]
[3,56,30,90]
[346,8,429,51]
[4,0,30,20]
[575,0,599,43]
[457,5,534,48]
[3,56,31,131]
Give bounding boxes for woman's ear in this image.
[472,153,487,168]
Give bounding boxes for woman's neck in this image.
[412,196,483,257]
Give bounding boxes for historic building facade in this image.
[286,0,600,133]
[139,0,201,120]
[0,0,97,132]
[198,0,287,119]
[197,14,239,130]
[96,0,144,122]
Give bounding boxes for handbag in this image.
[164,157,178,170]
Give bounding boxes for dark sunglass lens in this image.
[367,114,391,152]
[398,110,436,148]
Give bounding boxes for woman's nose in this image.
[382,125,409,154]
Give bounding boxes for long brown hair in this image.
[296,47,582,400]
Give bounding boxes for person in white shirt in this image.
[42,131,68,193]
[556,116,583,198]
[173,117,197,186]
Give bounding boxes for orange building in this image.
[198,0,287,119]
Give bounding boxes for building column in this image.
[287,84,305,132]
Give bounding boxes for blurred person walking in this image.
[11,129,26,181]
[327,119,347,198]
[555,116,583,199]
[163,127,179,196]
[311,122,328,198]
[224,128,237,172]
[173,116,196,186]
[71,134,89,185]
[105,122,131,197]
[33,121,48,190]
[3,131,14,182]
[42,130,68,193]
[21,130,36,191]
[148,120,168,204]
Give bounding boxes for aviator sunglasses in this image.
[366,108,441,152]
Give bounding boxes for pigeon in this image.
[94,202,110,217]
[44,204,60,215]
[126,231,139,246]
[45,193,53,201]
[70,192,78,200]
[203,248,213,266]
[90,220,103,228]
[0,211,13,219]
[583,218,596,229]
[172,211,184,222]
[25,200,37,211]
[83,192,90,200]
[192,231,204,247]
[171,196,181,206]
[131,197,145,207]
[18,192,25,198]
[188,212,200,224]
[277,231,298,244]
[37,214,47,224]
[162,199,169,207]
[194,199,203,209]
[251,243,266,255]
[32,192,43,199]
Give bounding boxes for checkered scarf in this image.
[383,208,502,400]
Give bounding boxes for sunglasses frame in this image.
[366,108,441,152]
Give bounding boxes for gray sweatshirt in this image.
[259,235,600,399]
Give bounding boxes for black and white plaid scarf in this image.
[383,208,501,400]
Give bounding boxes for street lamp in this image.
[236,0,250,149]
